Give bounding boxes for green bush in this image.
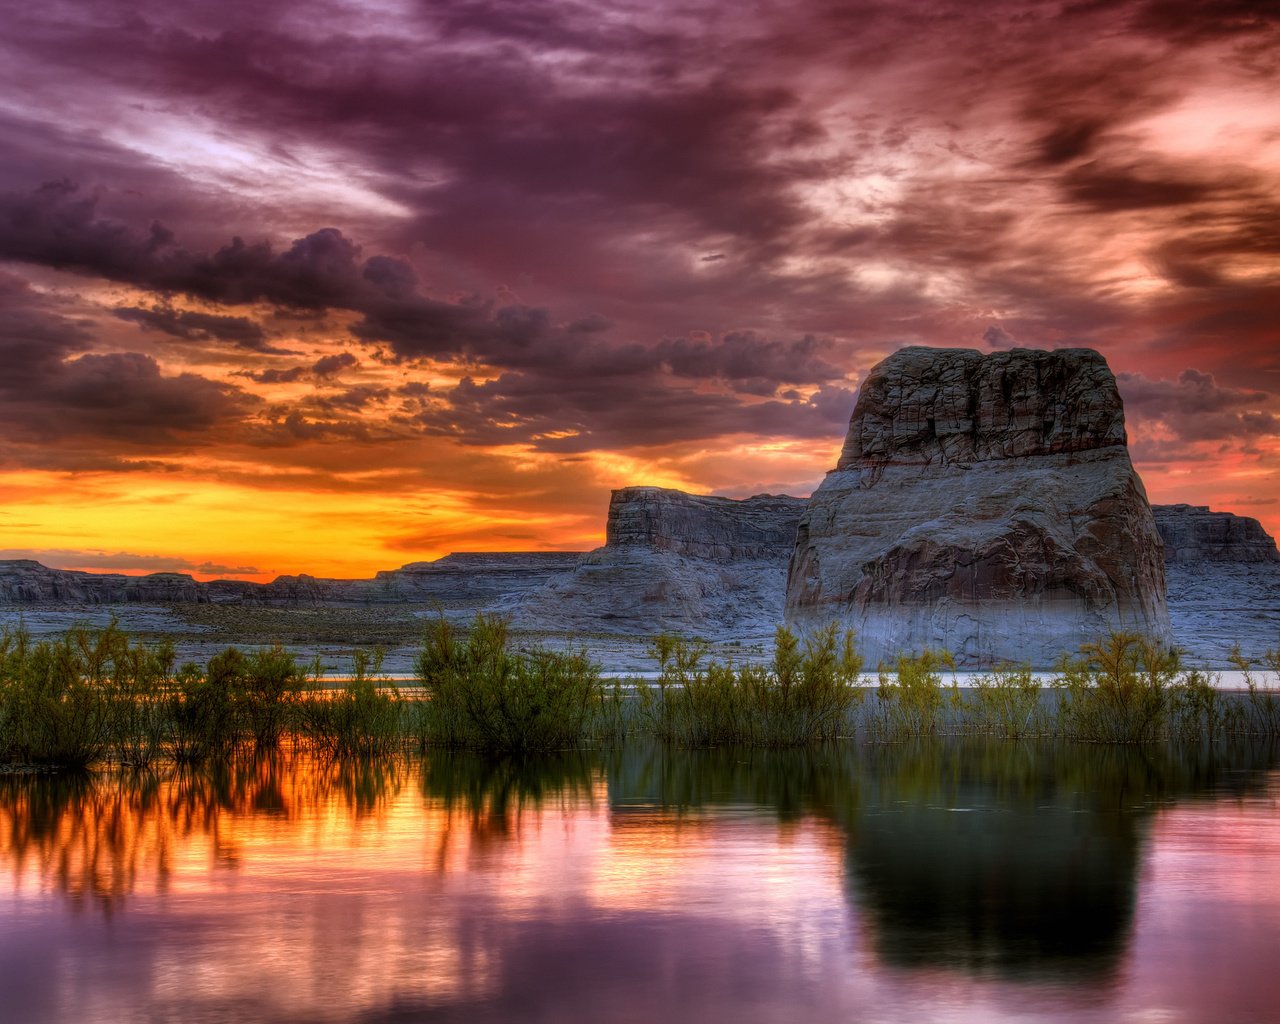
[638,625,864,746]
[0,624,120,766]
[300,649,405,757]
[1168,668,1223,741]
[102,634,175,767]
[415,615,602,753]
[869,649,955,741]
[965,663,1044,739]
[1052,633,1180,743]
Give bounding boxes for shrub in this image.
[102,634,176,768]
[965,663,1044,739]
[638,625,864,746]
[0,624,119,766]
[415,615,602,753]
[1228,645,1280,737]
[869,649,955,741]
[1168,668,1223,741]
[1052,633,1179,743]
[300,649,405,758]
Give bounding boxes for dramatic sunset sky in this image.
[1,0,1277,580]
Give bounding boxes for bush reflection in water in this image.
[3,739,1276,982]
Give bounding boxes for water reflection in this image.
[0,740,1278,1023]
[0,754,407,911]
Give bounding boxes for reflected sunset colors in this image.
[3,743,1280,1023]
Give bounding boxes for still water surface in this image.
[3,741,1279,1023]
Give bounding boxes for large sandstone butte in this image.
[786,346,1172,666]
[514,486,805,635]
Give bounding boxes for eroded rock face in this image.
[0,561,208,604]
[787,346,1172,666]
[1152,505,1280,664]
[515,487,806,635]
[1152,505,1280,563]
[0,553,582,608]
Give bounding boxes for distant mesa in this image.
[512,487,805,635]
[785,346,1172,665]
[0,552,581,608]
[1152,504,1280,564]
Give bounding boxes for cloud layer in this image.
[0,0,1277,571]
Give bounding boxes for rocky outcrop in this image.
[1149,505,1280,665]
[786,346,1172,666]
[605,487,805,560]
[0,553,582,608]
[1152,505,1280,563]
[515,487,805,635]
[0,561,208,604]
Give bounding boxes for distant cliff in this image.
[1152,504,1280,563]
[0,553,582,607]
[514,487,806,635]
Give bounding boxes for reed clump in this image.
[637,625,864,746]
[414,615,602,753]
[166,644,307,761]
[299,649,405,758]
[867,649,955,741]
[1050,632,1226,743]
[963,663,1044,740]
[5,620,1280,768]
[1228,645,1280,738]
[1,624,122,767]
[0,623,191,767]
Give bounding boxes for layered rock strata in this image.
[1152,504,1280,563]
[1151,505,1280,664]
[786,346,1172,666]
[514,487,805,635]
[0,553,581,607]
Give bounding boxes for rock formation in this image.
[1151,505,1280,665]
[786,346,1172,666]
[514,487,805,635]
[0,561,209,604]
[1152,504,1280,563]
[0,553,581,608]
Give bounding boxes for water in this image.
[2,741,1279,1023]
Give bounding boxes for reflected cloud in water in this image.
[1,741,1278,1023]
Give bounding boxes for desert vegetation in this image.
[636,625,865,746]
[2,619,1279,768]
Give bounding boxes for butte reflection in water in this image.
[1,741,1279,1023]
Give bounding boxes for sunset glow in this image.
[1,0,1277,577]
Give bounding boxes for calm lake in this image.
[3,741,1279,1023]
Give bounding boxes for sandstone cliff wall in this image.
[514,487,805,635]
[787,346,1172,666]
[1152,504,1280,563]
[0,553,581,608]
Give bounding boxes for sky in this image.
[0,0,1277,581]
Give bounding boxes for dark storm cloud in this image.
[1127,0,1280,44]
[241,366,308,385]
[113,303,285,352]
[313,384,390,411]
[1119,369,1280,443]
[412,372,856,453]
[0,0,1277,464]
[15,351,258,444]
[656,331,845,396]
[1060,163,1218,212]
[311,352,359,377]
[0,274,258,457]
